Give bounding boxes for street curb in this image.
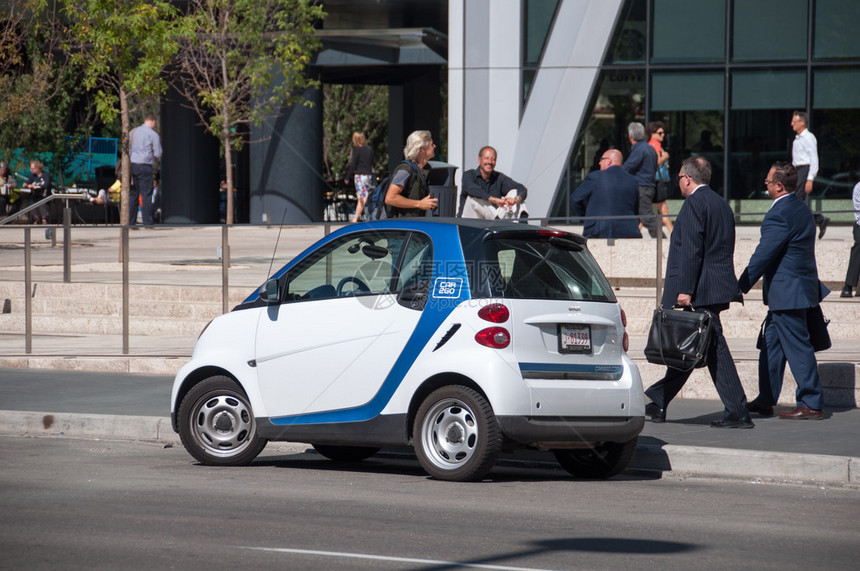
[1,410,857,485]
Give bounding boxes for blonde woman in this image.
[344,131,374,222]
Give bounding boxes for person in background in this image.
[840,181,860,298]
[622,122,659,238]
[569,149,640,239]
[20,160,50,224]
[459,146,528,219]
[384,130,437,217]
[645,156,752,428]
[739,162,830,420]
[0,161,17,216]
[344,131,374,223]
[129,114,162,227]
[791,111,829,239]
[646,121,673,236]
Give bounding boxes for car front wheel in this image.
[413,386,502,481]
[178,376,267,466]
[552,438,638,479]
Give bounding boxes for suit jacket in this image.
[661,185,742,308]
[570,166,641,239]
[738,194,829,310]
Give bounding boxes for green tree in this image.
[322,84,388,183]
[65,0,182,225]
[0,1,91,186]
[172,0,324,224]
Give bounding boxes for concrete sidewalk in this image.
[1,368,857,485]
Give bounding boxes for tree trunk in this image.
[224,129,234,226]
[119,87,131,226]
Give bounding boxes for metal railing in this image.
[1,208,852,356]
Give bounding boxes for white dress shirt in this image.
[792,128,819,182]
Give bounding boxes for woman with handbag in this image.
[646,122,673,236]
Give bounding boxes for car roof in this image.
[344,217,581,237]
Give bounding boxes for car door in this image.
[254,230,432,420]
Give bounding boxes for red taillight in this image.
[620,308,627,327]
[478,303,509,323]
[475,327,511,348]
[536,229,566,237]
[623,331,629,352]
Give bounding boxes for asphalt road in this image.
[1,436,858,570]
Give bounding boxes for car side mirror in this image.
[259,278,281,304]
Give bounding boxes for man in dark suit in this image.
[570,149,641,239]
[738,162,830,420]
[645,156,753,428]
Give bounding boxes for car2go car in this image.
[170,219,645,481]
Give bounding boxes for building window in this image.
[814,0,860,60]
[651,72,725,197]
[607,0,646,64]
[732,0,808,62]
[814,68,860,197]
[521,0,559,107]
[651,0,725,64]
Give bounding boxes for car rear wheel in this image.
[312,444,381,462]
[413,386,502,481]
[552,437,638,479]
[178,376,267,466]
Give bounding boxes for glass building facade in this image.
[551,0,860,218]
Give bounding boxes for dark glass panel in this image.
[732,0,807,62]
[728,109,791,201]
[552,70,645,218]
[814,69,860,198]
[732,70,806,109]
[651,0,725,64]
[814,0,860,60]
[651,72,724,111]
[606,0,647,64]
[524,0,559,66]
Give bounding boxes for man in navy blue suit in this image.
[645,156,753,428]
[570,149,641,239]
[739,162,830,420]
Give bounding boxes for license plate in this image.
[559,324,592,354]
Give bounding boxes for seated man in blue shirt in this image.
[459,146,528,219]
[570,149,641,239]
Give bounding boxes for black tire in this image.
[312,444,381,462]
[177,376,267,466]
[413,386,502,482]
[553,437,638,479]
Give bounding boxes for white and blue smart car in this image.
[171,219,644,481]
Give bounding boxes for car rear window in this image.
[481,235,616,302]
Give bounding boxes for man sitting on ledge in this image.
[459,146,528,219]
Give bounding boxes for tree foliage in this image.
[66,0,182,224]
[172,0,324,224]
[322,84,388,183]
[0,1,92,185]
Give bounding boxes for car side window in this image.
[395,233,433,310]
[285,231,407,302]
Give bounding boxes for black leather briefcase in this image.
[644,306,713,371]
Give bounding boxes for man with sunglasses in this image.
[739,162,830,420]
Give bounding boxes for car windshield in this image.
[483,236,616,302]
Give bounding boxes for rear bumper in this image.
[498,415,644,446]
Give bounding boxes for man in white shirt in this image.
[791,111,829,239]
[840,181,860,298]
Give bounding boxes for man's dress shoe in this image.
[778,406,823,420]
[747,399,774,417]
[841,286,854,298]
[645,402,666,423]
[710,416,755,428]
[818,217,830,239]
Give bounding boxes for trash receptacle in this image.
[427,161,458,218]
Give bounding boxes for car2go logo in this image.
[432,277,462,298]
